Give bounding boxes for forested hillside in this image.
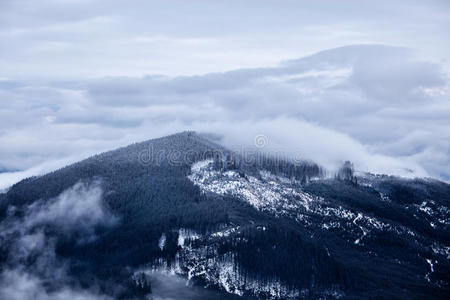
[0,132,448,299]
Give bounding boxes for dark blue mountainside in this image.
[0,132,448,299]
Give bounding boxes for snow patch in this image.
[188,160,320,215]
[158,233,166,251]
[177,228,201,248]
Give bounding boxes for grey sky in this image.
[1,0,449,78]
[0,1,449,189]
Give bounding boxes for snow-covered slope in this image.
[188,160,420,246]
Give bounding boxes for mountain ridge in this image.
[0,131,449,299]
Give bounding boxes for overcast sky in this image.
[1,0,450,189]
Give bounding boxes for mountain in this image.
[0,131,448,299]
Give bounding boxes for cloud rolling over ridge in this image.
[0,45,449,188]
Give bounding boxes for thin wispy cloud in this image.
[0,180,117,299]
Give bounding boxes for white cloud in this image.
[1,180,118,238]
[24,180,118,232]
[0,181,118,299]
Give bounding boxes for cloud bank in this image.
[0,45,449,188]
[1,0,449,78]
